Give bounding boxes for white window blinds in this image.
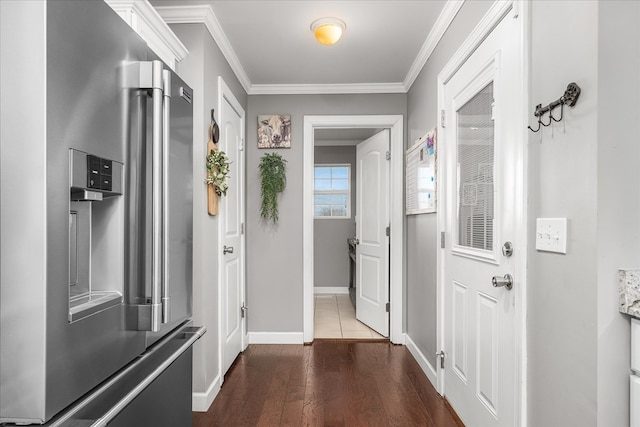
[456,82,495,251]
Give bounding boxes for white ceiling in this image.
[150,0,454,94]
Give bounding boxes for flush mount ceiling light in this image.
[311,17,346,46]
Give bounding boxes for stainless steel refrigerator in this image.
[0,0,203,425]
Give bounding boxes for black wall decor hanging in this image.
[528,82,581,133]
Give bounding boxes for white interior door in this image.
[441,11,520,427]
[355,129,390,337]
[219,78,245,377]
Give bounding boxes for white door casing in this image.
[218,77,246,378]
[355,130,390,337]
[439,5,523,427]
[302,115,404,344]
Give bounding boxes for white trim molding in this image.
[405,335,438,388]
[515,2,529,424]
[192,374,220,412]
[303,115,404,344]
[248,332,304,345]
[403,0,465,91]
[155,5,252,93]
[105,0,188,70]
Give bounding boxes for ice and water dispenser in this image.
[69,149,124,322]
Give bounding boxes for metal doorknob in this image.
[223,245,234,255]
[492,274,513,290]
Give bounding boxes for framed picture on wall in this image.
[258,114,291,148]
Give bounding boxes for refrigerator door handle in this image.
[150,60,164,332]
[161,68,171,325]
[123,61,175,332]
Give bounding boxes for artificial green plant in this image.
[205,149,231,196]
[258,152,287,223]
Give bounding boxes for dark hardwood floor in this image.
[193,341,464,427]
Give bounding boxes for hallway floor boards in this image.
[192,342,463,427]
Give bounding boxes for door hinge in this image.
[441,109,446,128]
[241,303,248,318]
[512,0,521,19]
[441,231,445,249]
[241,222,245,235]
[436,350,445,369]
[385,302,390,313]
[386,226,390,237]
[385,151,391,161]
[239,139,244,151]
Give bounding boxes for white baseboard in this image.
[314,286,349,294]
[393,331,407,346]
[405,334,439,391]
[248,332,304,344]
[192,374,220,412]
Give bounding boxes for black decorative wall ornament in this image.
[528,82,581,132]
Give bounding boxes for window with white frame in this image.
[314,164,351,218]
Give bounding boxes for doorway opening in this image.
[312,129,386,339]
[303,115,404,344]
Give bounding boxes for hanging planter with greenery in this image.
[205,148,231,196]
[259,152,287,223]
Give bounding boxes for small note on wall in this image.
[406,128,437,215]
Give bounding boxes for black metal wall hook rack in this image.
[528,82,581,132]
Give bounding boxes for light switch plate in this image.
[535,218,567,254]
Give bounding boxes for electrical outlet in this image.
[535,218,567,254]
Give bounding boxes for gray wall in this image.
[405,0,493,372]
[170,23,247,403]
[313,145,357,289]
[246,94,406,333]
[527,2,598,425]
[528,1,638,426]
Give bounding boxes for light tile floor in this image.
[314,294,386,339]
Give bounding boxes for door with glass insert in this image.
[441,11,521,427]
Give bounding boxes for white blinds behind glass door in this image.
[457,82,495,251]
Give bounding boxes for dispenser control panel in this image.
[70,149,123,197]
[87,155,113,191]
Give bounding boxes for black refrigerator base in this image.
[107,346,193,427]
[26,324,205,427]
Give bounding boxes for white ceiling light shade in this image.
[311,17,346,46]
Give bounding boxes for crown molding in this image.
[106,0,189,69]
[248,82,407,96]
[154,1,468,95]
[155,5,252,94]
[403,0,465,91]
